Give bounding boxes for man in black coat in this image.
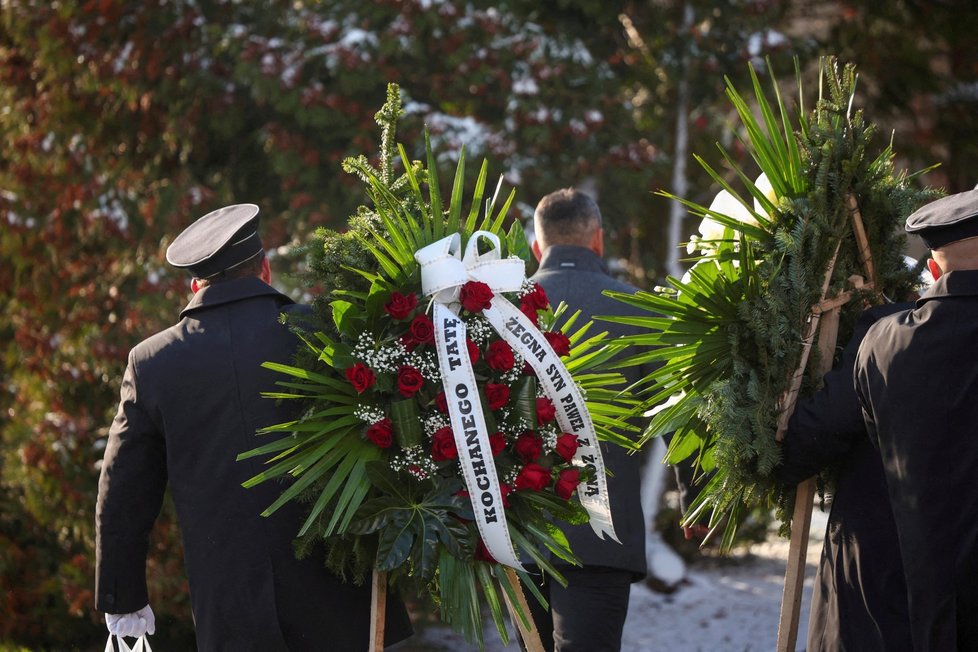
[778,301,914,651]
[95,204,412,650]
[525,189,653,652]
[854,189,978,651]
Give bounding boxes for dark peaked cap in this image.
[905,189,978,249]
[166,204,264,278]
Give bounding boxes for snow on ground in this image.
[399,509,827,652]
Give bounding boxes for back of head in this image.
[906,189,978,272]
[533,188,602,250]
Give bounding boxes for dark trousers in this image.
[524,566,633,652]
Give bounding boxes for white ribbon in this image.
[415,232,618,568]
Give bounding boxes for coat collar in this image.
[179,276,294,319]
[916,268,978,307]
[536,245,609,275]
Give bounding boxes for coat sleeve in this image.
[95,350,168,614]
[775,309,881,485]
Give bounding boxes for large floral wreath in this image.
[600,59,936,550]
[239,85,638,646]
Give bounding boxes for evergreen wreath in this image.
[601,58,938,549]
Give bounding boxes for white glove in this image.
[106,604,155,638]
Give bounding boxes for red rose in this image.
[431,426,457,462]
[435,391,448,413]
[366,419,393,448]
[536,397,556,424]
[384,291,418,320]
[544,331,571,357]
[555,433,579,462]
[474,538,496,563]
[555,468,581,500]
[459,281,494,313]
[489,432,506,456]
[515,463,551,492]
[397,366,424,398]
[466,339,480,363]
[485,340,515,371]
[485,383,510,410]
[514,431,543,462]
[520,302,540,327]
[521,283,550,311]
[408,314,435,346]
[345,363,375,394]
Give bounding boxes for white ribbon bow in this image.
[415,231,618,569]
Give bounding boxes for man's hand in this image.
[106,604,155,638]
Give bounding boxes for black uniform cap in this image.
[165,204,263,278]
[905,189,978,249]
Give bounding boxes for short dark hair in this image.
[194,250,265,288]
[533,188,602,247]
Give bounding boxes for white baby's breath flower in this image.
[389,444,438,479]
[465,316,493,346]
[408,348,441,382]
[353,332,408,374]
[423,412,450,434]
[353,405,386,424]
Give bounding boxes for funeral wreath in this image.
[600,59,937,550]
[239,85,639,647]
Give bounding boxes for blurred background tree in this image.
[1,0,973,648]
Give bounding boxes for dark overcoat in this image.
[95,277,411,651]
[531,245,653,580]
[855,270,978,652]
[778,302,913,651]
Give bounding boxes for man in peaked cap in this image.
[95,204,412,650]
[854,188,978,651]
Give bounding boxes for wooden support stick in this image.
[775,240,841,442]
[776,192,879,650]
[502,567,545,652]
[775,305,841,651]
[368,569,387,652]
[848,193,877,290]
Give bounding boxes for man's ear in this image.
[591,227,604,257]
[191,278,200,294]
[532,239,543,262]
[927,257,942,281]
[260,256,272,284]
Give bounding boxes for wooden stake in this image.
[501,567,545,652]
[775,240,841,442]
[368,569,387,652]
[848,193,877,289]
[775,305,841,651]
[775,193,880,650]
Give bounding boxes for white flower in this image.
[690,173,775,254]
[753,172,777,216]
[698,189,758,242]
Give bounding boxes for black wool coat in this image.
[855,270,978,652]
[778,302,913,652]
[96,277,412,651]
[531,245,653,581]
